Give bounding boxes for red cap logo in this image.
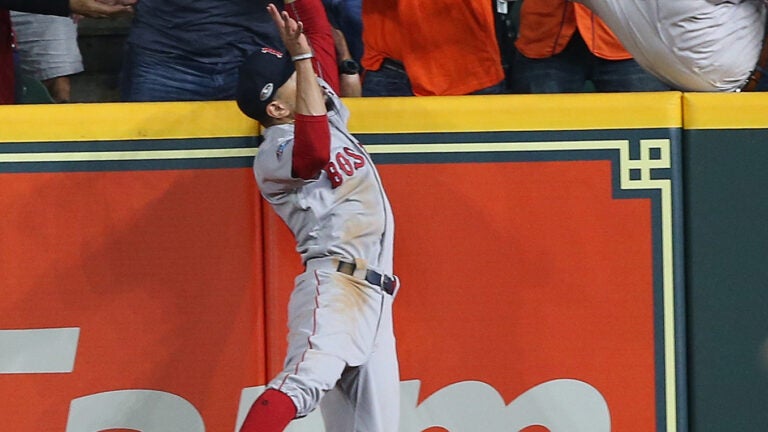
[261,47,285,58]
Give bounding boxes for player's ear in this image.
[266,100,290,120]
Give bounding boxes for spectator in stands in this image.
[574,0,767,92]
[322,0,361,64]
[0,0,135,17]
[361,0,505,97]
[0,0,135,104]
[11,11,84,102]
[119,0,282,102]
[513,0,669,94]
[331,24,362,97]
[323,0,362,97]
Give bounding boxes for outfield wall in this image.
[0,92,760,431]
[682,93,768,432]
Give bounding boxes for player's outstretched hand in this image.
[69,0,135,18]
[267,3,312,58]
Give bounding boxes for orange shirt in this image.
[515,1,631,61]
[361,0,504,96]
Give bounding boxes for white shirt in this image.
[576,0,766,92]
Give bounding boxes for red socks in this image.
[240,389,298,432]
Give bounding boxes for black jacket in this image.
[0,0,69,16]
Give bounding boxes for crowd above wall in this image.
[2,0,767,104]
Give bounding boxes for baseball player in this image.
[235,0,400,431]
[572,0,768,92]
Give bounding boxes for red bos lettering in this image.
[324,147,366,188]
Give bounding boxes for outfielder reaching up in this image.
[574,0,768,92]
[236,0,400,431]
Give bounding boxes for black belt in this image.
[743,17,768,91]
[380,58,405,73]
[337,261,396,295]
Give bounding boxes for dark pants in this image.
[361,60,414,97]
[755,76,768,91]
[362,59,505,97]
[512,32,670,94]
[120,43,241,102]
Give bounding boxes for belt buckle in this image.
[337,260,356,276]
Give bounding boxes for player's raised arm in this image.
[283,0,340,94]
[267,2,326,118]
[265,2,330,180]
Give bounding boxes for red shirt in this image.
[285,0,338,95]
[515,1,632,61]
[1,10,15,104]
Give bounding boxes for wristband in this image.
[291,53,314,62]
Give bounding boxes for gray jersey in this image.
[254,79,395,273]
[577,0,766,92]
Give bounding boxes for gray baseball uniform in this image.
[254,78,400,431]
[575,0,767,92]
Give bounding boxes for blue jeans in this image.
[120,43,242,102]
[756,76,768,91]
[512,32,670,93]
[362,61,414,97]
[362,60,505,97]
[746,70,768,91]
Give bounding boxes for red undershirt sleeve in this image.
[292,113,331,180]
[285,0,340,94]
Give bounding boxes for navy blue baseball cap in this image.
[237,47,295,123]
